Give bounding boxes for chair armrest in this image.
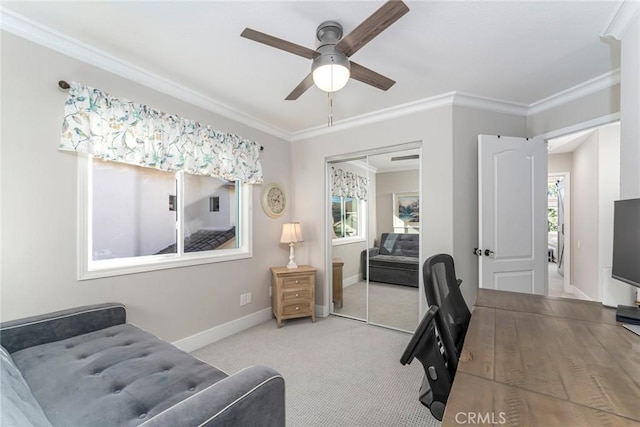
[141,365,285,427]
[0,303,126,353]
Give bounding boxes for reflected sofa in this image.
[361,233,419,287]
[0,303,284,427]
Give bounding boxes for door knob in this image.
[473,248,482,256]
[484,249,495,258]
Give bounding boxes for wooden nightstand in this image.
[270,265,316,328]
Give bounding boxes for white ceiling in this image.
[2,1,621,135]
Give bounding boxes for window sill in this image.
[79,249,251,280]
[332,237,366,247]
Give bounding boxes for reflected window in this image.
[332,196,363,239]
[85,158,249,279]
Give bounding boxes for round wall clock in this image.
[261,183,286,218]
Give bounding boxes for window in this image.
[332,196,364,240]
[79,157,252,279]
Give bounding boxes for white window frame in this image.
[331,196,366,245]
[77,156,252,280]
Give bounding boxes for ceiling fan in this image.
[240,0,410,100]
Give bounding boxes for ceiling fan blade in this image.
[336,0,409,58]
[349,61,395,91]
[285,73,315,100]
[241,28,319,60]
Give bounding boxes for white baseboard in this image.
[172,307,272,353]
[343,274,360,288]
[316,304,329,318]
[570,285,593,301]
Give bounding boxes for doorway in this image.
[326,143,422,333]
[546,121,621,301]
[547,173,572,298]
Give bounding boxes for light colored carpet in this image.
[193,316,440,427]
[335,281,419,332]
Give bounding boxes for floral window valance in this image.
[332,167,368,201]
[59,82,263,184]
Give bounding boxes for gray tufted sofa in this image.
[361,233,419,287]
[0,303,285,427]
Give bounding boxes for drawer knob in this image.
[295,306,299,310]
[295,293,299,297]
[295,280,299,284]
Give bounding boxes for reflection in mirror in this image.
[366,149,420,332]
[182,174,238,252]
[329,159,369,321]
[93,158,239,260]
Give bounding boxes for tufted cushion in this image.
[378,233,419,257]
[0,346,52,427]
[11,324,227,427]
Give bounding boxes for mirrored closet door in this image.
[327,145,421,332]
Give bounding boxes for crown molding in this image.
[601,0,640,40]
[290,91,530,142]
[0,7,623,144]
[0,7,291,141]
[290,92,456,142]
[527,69,621,116]
[452,92,529,116]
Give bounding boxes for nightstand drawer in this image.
[282,303,312,316]
[282,276,311,289]
[282,289,311,303]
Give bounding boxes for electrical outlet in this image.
[240,293,252,306]
[269,286,272,297]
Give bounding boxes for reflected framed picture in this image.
[393,192,419,232]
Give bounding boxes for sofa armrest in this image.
[141,365,285,427]
[0,303,126,353]
[361,248,380,280]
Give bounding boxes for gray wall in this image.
[291,105,528,311]
[375,170,419,237]
[331,241,366,284]
[0,33,292,342]
[527,85,620,137]
[548,153,573,174]
[571,132,600,299]
[291,107,454,311]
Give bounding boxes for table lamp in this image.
[280,222,304,269]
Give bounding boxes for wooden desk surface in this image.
[475,288,618,324]
[443,289,640,426]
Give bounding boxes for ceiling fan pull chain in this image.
[328,92,334,127]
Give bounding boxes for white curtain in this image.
[59,82,263,184]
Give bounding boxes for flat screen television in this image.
[612,198,640,325]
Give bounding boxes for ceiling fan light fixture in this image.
[312,53,350,93]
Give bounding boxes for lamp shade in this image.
[280,222,304,244]
[312,53,350,93]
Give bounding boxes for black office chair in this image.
[423,254,471,376]
[400,305,452,421]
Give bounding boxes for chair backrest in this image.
[400,305,452,421]
[423,254,471,376]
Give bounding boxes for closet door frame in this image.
[324,141,424,330]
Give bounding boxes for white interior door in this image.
[478,135,547,295]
